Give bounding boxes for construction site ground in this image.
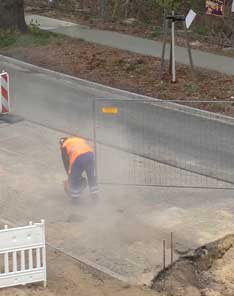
[2,237,234,296]
[0,55,234,294]
[2,120,234,282]
[0,245,156,296]
[0,12,234,294]
[1,119,234,296]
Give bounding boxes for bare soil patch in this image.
[152,235,234,296]
[0,246,157,296]
[24,2,234,58]
[1,235,234,296]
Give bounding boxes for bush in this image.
[0,30,17,48]
[0,24,64,49]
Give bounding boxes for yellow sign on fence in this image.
[101,107,119,114]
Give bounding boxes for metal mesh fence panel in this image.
[94,99,234,189]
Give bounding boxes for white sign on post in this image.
[185,9,197,29]
[232,0,234,12]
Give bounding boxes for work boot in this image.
[64,180,80,203]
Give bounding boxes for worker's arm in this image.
[61,147,69,174]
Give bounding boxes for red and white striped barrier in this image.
[0,71,10,114]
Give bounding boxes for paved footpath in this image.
[26,14,234,76]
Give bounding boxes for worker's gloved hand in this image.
[59,137,68,148]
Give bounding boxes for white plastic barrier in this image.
[0,220,46,289]
[0,71,10,114]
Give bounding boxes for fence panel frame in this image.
[93,98,234,189]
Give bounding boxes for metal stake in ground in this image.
[171,232,174,264]
[163,239,166,270]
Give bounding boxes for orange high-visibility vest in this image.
[63,137,93,173]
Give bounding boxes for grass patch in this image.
[0,25,64,49]
[184,84,198,93]
[193,24,210,36]
[151,27,161,38]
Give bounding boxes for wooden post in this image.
[160,10,168,81]
[183,21,195,78]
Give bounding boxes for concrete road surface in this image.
[0,56,234,283]
[1,56,234,187]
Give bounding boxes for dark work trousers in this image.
[68,152,98,198]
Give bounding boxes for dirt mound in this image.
[151,234,234,296]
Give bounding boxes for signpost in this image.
[160,11,195,82]
[185,9,197,29]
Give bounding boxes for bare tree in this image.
[100,0,106,17]
[0,0,27,32]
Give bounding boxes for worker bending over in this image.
[60,136,98,200]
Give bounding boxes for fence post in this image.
[41,219,47,288]
[92,98,98,184]
[4,225,9,274]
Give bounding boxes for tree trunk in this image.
[0,0,27,32]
